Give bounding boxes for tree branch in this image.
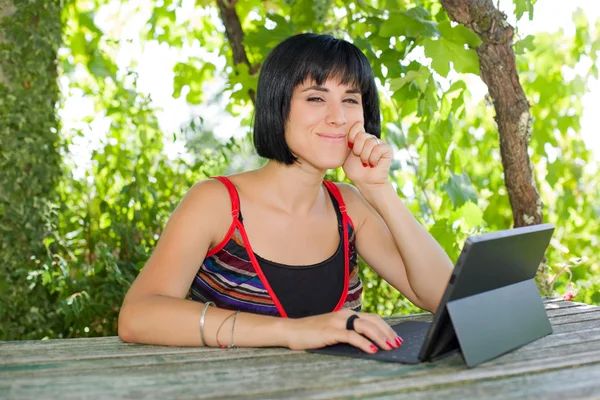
[215,0,257,105]
[439,0,543,227]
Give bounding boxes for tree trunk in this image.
[215,0,257,104]
[439,0,543,227]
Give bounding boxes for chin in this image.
[294,148,347,171]
[314,156,346,171]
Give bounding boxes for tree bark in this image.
[215,0,257,104]
[439,0,543,227]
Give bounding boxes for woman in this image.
[118,33,453,354]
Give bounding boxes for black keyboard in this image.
[309,320,432,364]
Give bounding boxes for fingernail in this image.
[362,163,367,167]
[386,339,394,349]
[369,164,374,168]
[395,336,403,346]
[370,344,378,353]
[348,142,354,149]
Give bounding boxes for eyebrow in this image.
[301,85,361,94]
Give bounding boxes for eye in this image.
[307,97,324,102]
[344,98,360,104]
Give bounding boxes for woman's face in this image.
[285,77,364,170]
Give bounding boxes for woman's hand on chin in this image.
[343,121,392,188]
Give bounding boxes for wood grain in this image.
[1,298,598,399]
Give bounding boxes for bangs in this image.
[290,39,373,94]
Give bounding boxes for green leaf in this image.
[385,122,406,148]
[70,32,87,60]
[389,70,422,92]
[78,12,103,37]
[514,0,536,21]
[442,172,477,208]
[429,218,460,261]
[423,37,480,77]
[380,7,440,39]
[437,21,481,48]
[514,35,536,54]
[453,201,484,229]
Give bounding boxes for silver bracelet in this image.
[227,310,240,349]
[200,301,215,346]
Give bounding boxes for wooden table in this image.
[1,298,599,399]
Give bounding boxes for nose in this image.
[325,102,347,126]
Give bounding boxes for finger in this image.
[342,330,380,354]
[347,121,365,145]
[352,316,396,351]
[353,134,379,166]
[359,313,403,348]
[366,142,390,167]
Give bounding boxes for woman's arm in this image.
[341,183,453,312]
[118,179,400,352]
[342,123,453,313]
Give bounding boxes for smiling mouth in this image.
[317,133,346,141]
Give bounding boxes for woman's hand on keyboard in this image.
[283,309,403,353]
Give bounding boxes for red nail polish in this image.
[386,340,394,349]
[395,337,403,346]
[362,163,367,167]
[348,142,354,149]
[369,164,374,168]
[370,344,378,353]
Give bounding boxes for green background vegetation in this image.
[1,0,599,340]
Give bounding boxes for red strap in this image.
[211,176,288,317]
[212,176,240,218]
[323,181,351,312]
[323,181,347,214]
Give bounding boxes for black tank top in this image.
[239,190,345,318]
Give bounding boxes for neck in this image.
[251,160,327,215]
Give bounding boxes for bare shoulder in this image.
[174,178,234,247]
[185,178,231,206]
[330,182,370,229]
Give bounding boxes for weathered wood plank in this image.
[3,317,599,371]
[546,303,600,318]
[3,333,600,380]
[1,301,596,366]
[549,309,600,326]
[271,351,600,399]
[543,298,585,309]
[551,318,600,334]
[1,298,597,400]
[2,340,600,399]
[347,364,600,400]
[0,339,291,365]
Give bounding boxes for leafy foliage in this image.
[3,0,599,339]
[0,0,64,340]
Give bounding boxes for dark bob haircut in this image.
[253,33,381,165]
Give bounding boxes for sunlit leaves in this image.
[514,0,536,21]
[380,7,440,39]
[442,172,478,208]
[514,35,536,54]
[173,59,216,104]
[48,0,600,338]
[423,21,481,77]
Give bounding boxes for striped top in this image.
[189,176,363,318]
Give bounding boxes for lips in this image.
[317,133,346,142]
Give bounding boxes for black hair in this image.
[253,33,381,165]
